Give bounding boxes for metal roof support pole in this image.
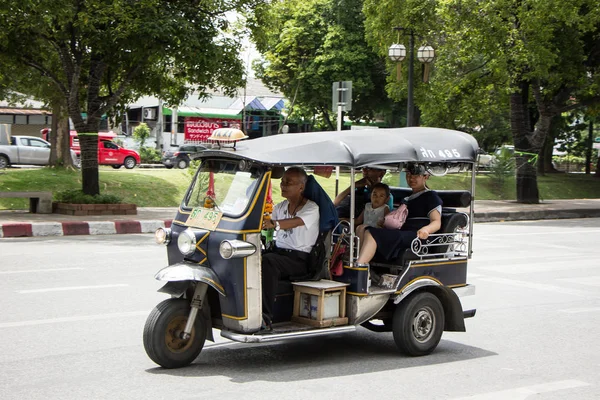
[468,164,476,258]
[335,103,343,196]
[349,168,356,267]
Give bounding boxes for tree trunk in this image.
[585,120,593,175]
[58,116,73,168]
[538,123,559,174]
[321,107,334,131]
[509,81,540,203]
[49,103,60,165]
[78,131,99,195]
[414,107,421,127]
[515,157,539,203]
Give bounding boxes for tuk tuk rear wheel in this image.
[392,292,444,356]
[143,298,207,369]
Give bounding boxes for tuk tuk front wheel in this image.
[143,298,207,369]
[392,292,444,356]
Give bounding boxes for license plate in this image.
[185,207,223,231]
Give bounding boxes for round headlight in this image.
[154,227,171,245]
[177,228,196,256]
[219,239,256,259]
[219,241,234,259]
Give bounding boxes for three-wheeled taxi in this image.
[144,127,478,368]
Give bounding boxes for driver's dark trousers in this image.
[262,248,309,322]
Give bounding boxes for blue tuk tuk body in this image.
[144,127,478,368]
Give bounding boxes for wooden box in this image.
[291,280,349,328]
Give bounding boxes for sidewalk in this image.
[1,200,600,238]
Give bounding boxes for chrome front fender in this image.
[155,263,226,297]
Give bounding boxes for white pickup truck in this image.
[0,135,78,169]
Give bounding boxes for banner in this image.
[184,117,241,141]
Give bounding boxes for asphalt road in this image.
[0,219,599,400]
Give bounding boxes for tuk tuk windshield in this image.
[184,159,264,217]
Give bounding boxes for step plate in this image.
[221,323,357,343]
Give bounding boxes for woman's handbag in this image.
[383,204,408,229]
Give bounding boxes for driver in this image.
[260,167,320,330]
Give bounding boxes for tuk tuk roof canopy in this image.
[203,127,479,167]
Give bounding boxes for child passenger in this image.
[355,183,390,242]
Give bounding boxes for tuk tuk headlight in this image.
[177,228,197,256]
[219,240,256,259]
[154,227,171,245]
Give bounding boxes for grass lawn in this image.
[0,167,193,210]
[1,166,599,210]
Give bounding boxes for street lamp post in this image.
[406,32,415,127]
[388,27,435,127]
[389,28,436,187]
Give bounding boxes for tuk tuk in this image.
[144,127,478,369]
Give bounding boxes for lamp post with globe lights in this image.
[388,27,435,127]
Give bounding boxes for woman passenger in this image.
[356,163,442,265]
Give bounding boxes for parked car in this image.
[41,128,117,157]
[477,145,516,170]
[99,140,140,169]
[477,151,495,169]
[0,135,79,168]
[161,144,207,169]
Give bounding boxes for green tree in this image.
[0,65,75,168]
[0,0,251,195]
[363,0,600,203]
[248,0,391,130]
[133,123,151,149]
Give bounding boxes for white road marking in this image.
[472,253,595,263]
[477,229,600,237]
[468,273,484,278]
[0,267,84,274]
[0,311,148,328]
[478,277,599,298]
[558,276,600,287]
[17,283,129,294]
[451,379,590,400]
[478,260,597,275]
[559,307,600,314]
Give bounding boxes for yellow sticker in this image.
[185,207,223,231]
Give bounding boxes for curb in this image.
[2,208,600,238]
[0,219,173,238]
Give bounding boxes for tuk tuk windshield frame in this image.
[182,159,266,218]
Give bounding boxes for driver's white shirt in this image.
[273,199,319,253]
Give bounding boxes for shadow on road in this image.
[146,329,496,382]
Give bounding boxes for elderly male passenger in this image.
[261,167,320,329]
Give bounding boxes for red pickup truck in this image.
[41,129,140,169]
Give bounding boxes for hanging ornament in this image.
[204,171,216,208]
